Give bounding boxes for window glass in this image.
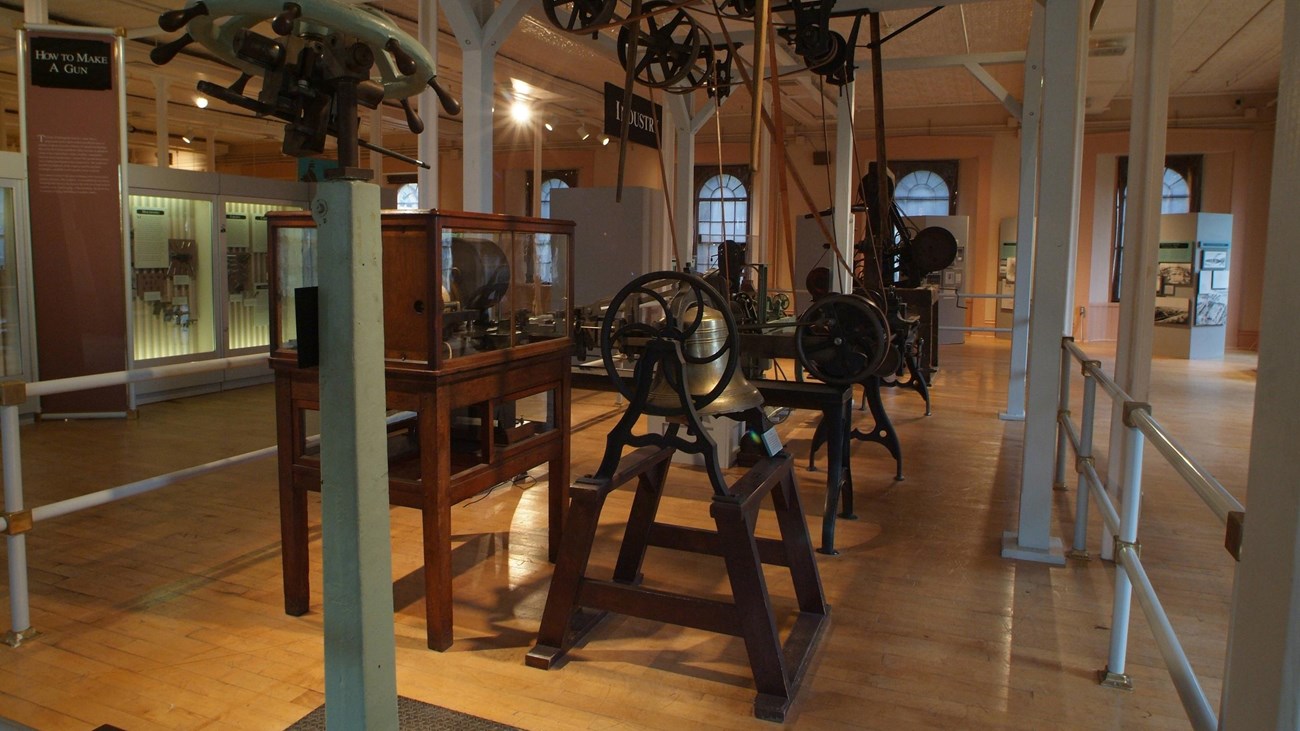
[895,170,951,217]
[397,183,420,210]
[696,173,748,269]
[442,229,511,359]
[1161,168,1191,214]
[274,226,317,351]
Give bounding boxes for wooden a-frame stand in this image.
[526,342,829,722]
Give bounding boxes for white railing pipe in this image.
[1054,342,1073,489]
[2,404,31,641]
[25,354,267,398]
[1104,419,1146,681]
[31,446,279,523]
[1128,409,1244,523]
[1070,372,1098,555]
[1118,546,1218,731]
[1082,459,1122,535]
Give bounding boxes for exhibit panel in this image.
[1153,212,1232,359]
[124,167,309,403]
[913,215,970,345]
[996,217,1017,339]
[223,200,300,353]
[129,193,216,361]
[0,180,31,384]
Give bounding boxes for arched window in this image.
[696,173,748,269]
[1161,168,1190,214]
[396,183,420,210]
[534,177,569,283]
[894,170,951,217]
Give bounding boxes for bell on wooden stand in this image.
[645,302,764,417]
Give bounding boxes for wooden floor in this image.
[0,338,1256,730]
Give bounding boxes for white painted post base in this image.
[1001,531,1066,565]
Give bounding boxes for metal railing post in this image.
[1054,338,1073,489]
[1069,364,1099,559]
[1100,402,1149,689]
[1,402,35,647]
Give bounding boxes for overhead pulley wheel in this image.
[795,294,891,386]
[600,271,739,416]
[617,1,706,89]
[542,0,618,34]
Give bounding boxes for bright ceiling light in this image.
[510,99,532,123]
[544,120,554,132]
[601,135,611,146]
[182,132,193,144]
[578,124,590,141]
[194,95,208,109]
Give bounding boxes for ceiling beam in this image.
[964,61,1022,119]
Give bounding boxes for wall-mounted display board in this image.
[1153,212,1232,360]
[126,165,309,403]
[912,215,969,345]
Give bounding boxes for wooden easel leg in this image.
[710,496,791,719]
[612,458,671,584]
[772,470,829,614]
[526,478,611,669]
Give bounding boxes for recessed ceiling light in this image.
[195,96,208,109]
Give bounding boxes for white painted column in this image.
[314,179,399,730]
[669,94,696,269]
[418,0,440,208]
[1220,4,1300,728]
[1002,0,1088,565]
[832,80,855,294]
[154,77,169,168]
[462,0,499,213]
[24,0,47,25]
[1102,0,1171,560]
[1001,2,1044,422]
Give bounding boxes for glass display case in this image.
[266,208,574,652]
[267,209,572,369]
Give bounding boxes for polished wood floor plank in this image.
[0,339,1253,729]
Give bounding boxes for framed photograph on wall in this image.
[1201,249,1228,271]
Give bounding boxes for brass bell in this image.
[645,303,764,416]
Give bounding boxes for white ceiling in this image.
[0,0,1284,160]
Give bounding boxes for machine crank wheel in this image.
[153,0,437,102]
[542,0,618,34]
[795,294,890,386]
[600,271,739,414]
[617,1,705,89]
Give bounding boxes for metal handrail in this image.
[1055,335,1241,731]
[1129,408,1244,524]
[1,354,272,647]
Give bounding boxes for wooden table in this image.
[273,347,571,651]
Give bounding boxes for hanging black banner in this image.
[603,82,663,149]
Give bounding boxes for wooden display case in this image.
[267,209,574,650]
